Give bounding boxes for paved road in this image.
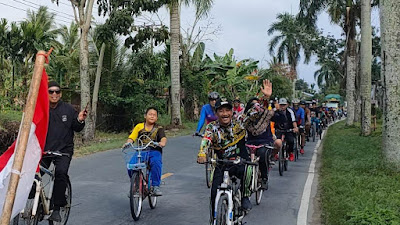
[64,135,319,225]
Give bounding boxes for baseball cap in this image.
[215,98,233,110]
[278,98,288,105]
[48,81,60,89]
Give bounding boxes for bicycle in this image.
[122,135,161,221]
[194,133,216,189]
[13,151,72,225]
[245,144,273,205]
[276,129,294,176]
[207,158,257,225]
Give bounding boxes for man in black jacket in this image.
[45,81,87,222]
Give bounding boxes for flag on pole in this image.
[0,69,49,218]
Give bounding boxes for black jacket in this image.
[272,108,296,130]
[44,101,85,154]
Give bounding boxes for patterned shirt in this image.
[199,120,247,159]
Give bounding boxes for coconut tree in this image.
[169,0,214,126]
[381,0,400,164]
[268,12,316,98]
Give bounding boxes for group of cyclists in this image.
[121,79,344,223]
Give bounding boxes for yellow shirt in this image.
[128,123,146,141]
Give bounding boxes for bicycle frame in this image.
[213,171,236,225]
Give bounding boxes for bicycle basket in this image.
[122,147,149,170]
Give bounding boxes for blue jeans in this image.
[128,150,162,187]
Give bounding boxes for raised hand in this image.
[260,79,272,99]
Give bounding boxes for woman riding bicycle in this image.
[243,96,275,190]
[123,107,167,196]
[195,92,220,135]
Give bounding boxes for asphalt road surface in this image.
[63,135,319,225]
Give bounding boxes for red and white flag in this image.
[0,69,49,218]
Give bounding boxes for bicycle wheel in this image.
[215,195,229,225]
[278,143,284,176]
[48,180,72,225]
[130,171,143,221]
[13,199,42,225]
[284,145,288,171]
[148,171,157,209]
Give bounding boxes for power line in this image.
[11,0,75,21]
[0,1,70,25]
[24,0,75,20]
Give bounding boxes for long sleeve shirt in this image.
[196,104,217,132]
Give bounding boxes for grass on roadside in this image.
[0,109,22,129]
[320,120,400,224]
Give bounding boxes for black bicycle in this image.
[276,129,293,176]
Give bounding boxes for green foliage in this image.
[97,0,170,52]
[321,121,400,225]
[98,49,168,131]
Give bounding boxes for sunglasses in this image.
[48,90,61,94]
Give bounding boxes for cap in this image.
[48,81,60,89]
[233,96,240,102]
[278,98,288,105]
[215,98,233,110]
[300,100,306,105]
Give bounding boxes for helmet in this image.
[300,100,306,105]
[208,92,219,100]
[292,98,300,104]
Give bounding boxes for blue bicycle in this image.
[122,135,160,221]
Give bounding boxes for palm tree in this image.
[298,0,378,125]
[169,0,214,126]
[314,59,343,87]
[381,0,400,164]
[268,13,316,98]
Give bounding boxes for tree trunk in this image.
[346,8,357,126]
[346,42,356,126]
[90,42,105,137]
[354,50,361,123]
[360,0,372,136]
[170,1,182,126]
[80,27,93,141]
[381,0,400,164]
[75,0,95,142]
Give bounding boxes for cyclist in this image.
[301,100,311,142]
[310,111,320,137]
[272,98,298,161]
[44,81,87,222]
[123,107,167,196]
[293,99,305,154]
[233,96,245,121]
[195,92,219,135]
[197,80,274,216]
[243,95,275,190]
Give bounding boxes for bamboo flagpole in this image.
[0,51,47,225]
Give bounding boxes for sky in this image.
[0,0,380,88]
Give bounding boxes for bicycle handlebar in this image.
[43,151,71,158]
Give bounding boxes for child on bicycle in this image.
[123,107,167,196]
[311,111,320,134]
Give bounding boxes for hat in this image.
[292,98,300,104]
[300,100,306,105]
[215,98,233,110]
[278,98,288,105]
[48,81,60,89]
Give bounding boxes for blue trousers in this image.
[128,150,162,187]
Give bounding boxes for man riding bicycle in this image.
[195,92,220,135]
[293,99,305,154]
[272,98,298,161]
[123,107,167,196]
[44,81,87,222]
[197,80,274,217]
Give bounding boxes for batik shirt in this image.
[198,120,247,160]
